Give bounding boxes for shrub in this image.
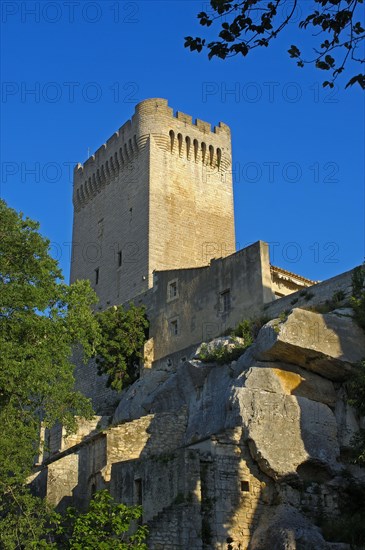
[197,339,247,365]
[232,319,254,345]
[58,490,148,549]
[94,303,149,392]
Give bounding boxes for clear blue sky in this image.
[1,0,364,283]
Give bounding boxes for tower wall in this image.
[71,111,151,306]
[145,100,235,284]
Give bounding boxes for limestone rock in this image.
[228,388,340,480]
[238,362,336,406]
[113,359,231,437]
[249,504,346,550]
[113,368,171,423]
[334,387,360,449]
[254,308,365,381]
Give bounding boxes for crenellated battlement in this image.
[73,99,232,212]
[133,98,230,136]
[74,99,230,174]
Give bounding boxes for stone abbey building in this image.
[32,99,364,550]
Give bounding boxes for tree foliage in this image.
[185,0,365,89]
[58,490,148,549]
[0,199,100,486]
[0,199,101,546]
[94,304,149,392]
[0,486,58,549]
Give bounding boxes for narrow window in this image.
[117,251,122,267]
[220,289,230,313]
[185,136,191,158]
[201,142,206,163]
[170,319,179,337]
[119,147,124,166]
[177,133,183,155]
[168,280,178,300]
[95,268,99,285]
[134,479,143,524]
[134,478,142,504]
[240,480,250,492]
[169,130,175,152]
[193,139,199,161]
[217,148,222,169]
[209,144,214,165]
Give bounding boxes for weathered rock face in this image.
[254,308,365,381]
[113,310,362,483]
[230,386,340,480]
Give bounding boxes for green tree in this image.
[95,304,149,392]
[58,490,148,549]
[0,199,100,547]
[185,0,365,89]
[0,487,59,549]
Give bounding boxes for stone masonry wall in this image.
[149,241,274,361]
[36,410,188,513]
[263,268,353,320]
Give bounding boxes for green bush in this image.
[58,490,148,549]
[232,319,254,345]
[94,303,149,392]
[197,339,247,365]
[197,318,267,364]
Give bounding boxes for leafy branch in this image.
[185,0,365,89]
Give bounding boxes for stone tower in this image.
[71,98,235,306]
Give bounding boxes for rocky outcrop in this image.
[254,308,365,381]
[112,308,365,486]
[230,386,340,480]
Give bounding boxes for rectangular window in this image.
[169,319,179,337]
[220,289,230,313]
[95,268,99,285]
[117,251,122,267]
[134,478,143,505]
[241,480,250,492]
[167,279,179,302]
[169,281,177,299]
[134,478,143,525]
